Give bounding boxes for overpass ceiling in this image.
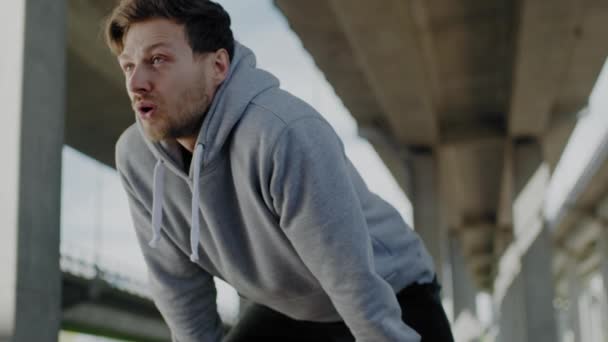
[276,0,608,144]
[275,0,608,289]
[66,0,131,168]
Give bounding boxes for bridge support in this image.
[449,235,477,321]
[596,221,608,340]
[496,139,558,342]
[410,151,444,279]
[0,0,66,340]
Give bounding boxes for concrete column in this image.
[515,140,557,342]
[520,227,558,342]
[600,225,608,310]
[498,274,527,342]
[449,234,477,320]
[556,303,571,342]
[595,226,608,342]
[565,261,582,341]
[410,150,443,279]
[497,139,558,342]
[0,0,66,341]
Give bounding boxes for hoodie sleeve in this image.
[117,169,223,342]
[268,117,421,342]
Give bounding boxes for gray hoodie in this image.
[116,42,435,342]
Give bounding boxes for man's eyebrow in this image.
[118,42,172,60]
[144,42,172,53]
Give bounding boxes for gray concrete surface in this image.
[0,0,66,340]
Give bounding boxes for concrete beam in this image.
[0,0,66,340]
[329,0,439,146]
[439,119,505,147]
[273,0,384,128]
[508,0,581,136]
[553,0,608,117]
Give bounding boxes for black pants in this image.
[224,277,454,341]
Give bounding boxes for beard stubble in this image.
[140,75,211,142]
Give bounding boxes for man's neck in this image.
[176,136,197,153]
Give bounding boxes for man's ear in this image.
[212,49,230,85]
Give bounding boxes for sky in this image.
[59,0,608,340]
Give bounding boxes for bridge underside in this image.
[274,0,608,291]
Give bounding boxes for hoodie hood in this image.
[137,41,279,261]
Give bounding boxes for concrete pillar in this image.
[410,150,443,280]
[449,234,477,320]
[556,303,571,342]
[496,139,558,342]
[514,140,557,342]
[0,0,66,341]
[600,225,608,310]
[498,274,527,342]
[596,226,608,342]
[520,227,559,342]
[565,261,582,341]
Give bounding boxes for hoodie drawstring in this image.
[149,144,204,264]
[190,144,204,262]
[149,160,165,248]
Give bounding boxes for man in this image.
[106,1,454,341]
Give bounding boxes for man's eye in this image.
[122,64,134,72]
[152,56,164,65]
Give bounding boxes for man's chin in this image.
[142,125,168,142]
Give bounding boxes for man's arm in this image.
[118,169,223,342]
[269,117,421,342]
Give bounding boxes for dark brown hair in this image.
[105,0,234,60]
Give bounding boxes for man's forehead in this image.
[119,41,173,59]
[120,20,185,58]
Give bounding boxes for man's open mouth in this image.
[137,103,157,118]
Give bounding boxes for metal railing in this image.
[60,241,151,298]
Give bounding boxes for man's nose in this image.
[127,65,152,95]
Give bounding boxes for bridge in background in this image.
[59,244,170,341]
[59,242,238,341]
